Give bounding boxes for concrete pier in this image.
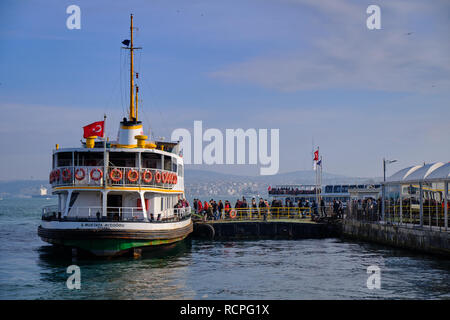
[192,220,340,241]
[192,219,450,258]
[342,220,450,257]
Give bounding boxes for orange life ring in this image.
[53,169,61,181]
[127,169,139,182]
[163,171,169,183]
[172,174,177,185]
[74,168,86,181]
[62,168,72,181]
[49,171,54,184]
[229,209,237,219]
[155,171,161,183]
[91,168,103,181]
[109,168,122,182]
[142,170,152,183]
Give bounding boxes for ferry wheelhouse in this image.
[38,15,192,257]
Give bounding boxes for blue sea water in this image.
[0,198,449,300]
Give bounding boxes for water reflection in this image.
[36,240,195,299]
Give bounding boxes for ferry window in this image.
[110,152,136,168]
[172,159,177,172]
[325,186,333,193]
[333,185,341,193]
[178,164,183,177]
[341,185,349,193]
[75,152,103,166]
[164,156,172,171]
[57,152,72,167]
[142,153,161,169]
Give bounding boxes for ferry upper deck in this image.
[50,141,184,191]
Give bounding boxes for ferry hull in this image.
[37,220,193,257]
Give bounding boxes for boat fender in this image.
[197,223,215,240]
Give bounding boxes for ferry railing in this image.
[107,167,176,189]
[50,166,178,189]
[150,207,192,222]
[43,206,191,223]
[65,206,146,221]
[42,205,59,220]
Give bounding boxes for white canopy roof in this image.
[386,162,450,184]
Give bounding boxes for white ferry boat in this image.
[268,184,382,205]
[38,15,192,257]
[32,185,56,199]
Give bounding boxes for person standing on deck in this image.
[251,198,257,219]
[212,200,219,220]
[224,200,231,219]
[203,201,209,221]
[198,199,203,216]
[218,200,224,219]
[320,199,325,217]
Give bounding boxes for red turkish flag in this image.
[83,121,104,138]
[314,150,319,161]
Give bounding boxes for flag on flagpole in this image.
[83,121,105,138]
[313,148,319,170]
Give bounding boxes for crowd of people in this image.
[174,198,190,209]
[348,198,381,221]
[192,197,271,220]
[192,196,343,221]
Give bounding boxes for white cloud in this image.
[209,0,450,93]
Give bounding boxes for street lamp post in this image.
[383,158,397,182]
[382,158,397,222]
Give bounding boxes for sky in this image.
[0,0,449,180]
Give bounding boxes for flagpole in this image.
[102,114,107,218]
[320,155,323,204]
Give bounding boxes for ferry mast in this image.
[124,14,141,122]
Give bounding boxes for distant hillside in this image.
[184,168,381,198]
[185,168,378,185]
